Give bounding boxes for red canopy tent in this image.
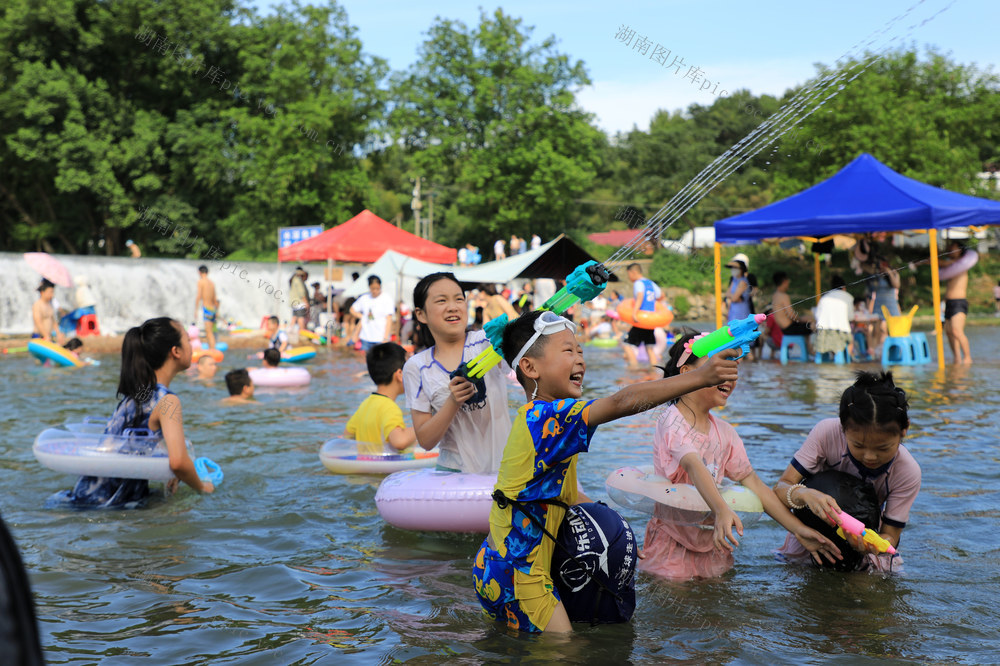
[278,209,457,264]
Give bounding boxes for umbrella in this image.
[23,252,72,288]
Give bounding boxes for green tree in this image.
[388,9,605,246]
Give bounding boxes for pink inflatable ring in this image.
[249,366,311,388]
[938,249,978,281]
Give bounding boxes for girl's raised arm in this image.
[587,351,739,427]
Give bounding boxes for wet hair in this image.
[351,272,360,281]
[500,310,546,384]
[368,275,381,286]
[412,272,464,350]
[839,371,909,433]
[198,265,208,274]
[626,263,642,275]
[63,338,83,352]
[480,283,498,297]
[772,271,789,287]
[267,316,279,326]
[366,342,407,385]
[225,369,251,396]
[831,274,846,290]
[660,332,702,379]
[262,348,281,367]
[118,317,183,403]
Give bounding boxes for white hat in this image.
[726,253,750,270]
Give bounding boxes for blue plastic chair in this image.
[780,335,809,364]
[909,332,932,364]
[882,336,916,366]
[814,344,850,364]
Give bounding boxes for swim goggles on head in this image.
[510,311,576,371]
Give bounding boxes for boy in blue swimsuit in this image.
[473,310,739,633]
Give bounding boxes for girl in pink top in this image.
[775,371,920,571]
[639,335,840,580]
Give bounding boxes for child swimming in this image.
[473,312,739,634]
[55,317,214,508]
[638,335,840,580]
[345,342,416,454]
[224,369,255,403]
[402,273,511,474]
[774,371,921,571]
[262,348,281,368]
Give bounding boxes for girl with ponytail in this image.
[775,371,921,570]
[56,317,214,508]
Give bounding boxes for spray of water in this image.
[606,0,957,268]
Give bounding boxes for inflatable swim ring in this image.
[192,348,224,363]
[28,340,84,368]
[300,330,327,344]
[319,438,439,475]
[249,366,311,388]
[283,346,317,363]
[34,421,193,481]
[605,466,762,527]
[375,469,496,532]
[938,249,979,281]
[616,299,674,330]
[586,337,620,349]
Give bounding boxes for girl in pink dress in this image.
[639,334,840,580]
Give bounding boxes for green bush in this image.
[672,293,691,318]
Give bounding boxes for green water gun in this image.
[456,261,611,380]
[687,313,766,361]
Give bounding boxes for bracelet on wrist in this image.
[786,483,807,509]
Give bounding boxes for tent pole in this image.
[814,253,822,302]
[927,229,945,369]
[714,243,723,328]
[327,257,333,345]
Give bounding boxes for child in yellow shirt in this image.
[345,343,417,454]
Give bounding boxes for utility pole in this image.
[427,191,434,241]
[411,177,423,238]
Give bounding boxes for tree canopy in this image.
[1,1,997,259]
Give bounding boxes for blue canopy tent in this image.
[712,153,1000,367]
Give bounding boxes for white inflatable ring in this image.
[34,420,193,481]
[938,249,978,281]
[375,469,496,532]
[249,367,311,388]
[605,466,763,527]
[319,438,439,475]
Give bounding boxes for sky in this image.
[254,0,1000,136]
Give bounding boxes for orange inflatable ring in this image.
[192,348,224,363]
[616,298,674,330]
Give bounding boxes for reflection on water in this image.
[1,327,998,662]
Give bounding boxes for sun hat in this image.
[726,253,750,270]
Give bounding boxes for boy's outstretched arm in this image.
[387,426,417,451]
[587,350,740,427]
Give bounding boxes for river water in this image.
[2,327,998,664]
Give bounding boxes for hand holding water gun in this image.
[459,261,611,379]
[834,510,896,554]
[688,313,766,361]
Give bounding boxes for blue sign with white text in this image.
[278,226,324,248]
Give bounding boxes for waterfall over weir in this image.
[0,252,344,336]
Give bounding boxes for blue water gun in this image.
[455,261,611,380]
[687,313,766,360]
[195,457,224,486]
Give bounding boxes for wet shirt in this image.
[790,418,921,527]
[633,278,661,311]
[345,393,407,454]
[402,329,511,474]
[488,399,596,575]
[63,384,174,509]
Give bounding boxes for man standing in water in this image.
[939,240,974,364]
[32,278,66,344]
[623,263,663,368]
[195,266,219,350]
